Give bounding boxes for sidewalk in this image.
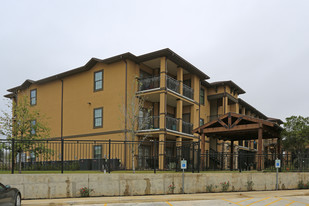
[22,189,309,206]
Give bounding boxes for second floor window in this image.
[30,89,37,105]
[94,107,103,128]
[200,88,205,105]
[94,70,103,91]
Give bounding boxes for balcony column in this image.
[235,102,239,113]
[190,104,199,130]
[241,107,246,115]
[176,99,183,133]
[177,67,183,95]
[223,96,229,114]
[159,57,167,170]
[191,75,199,102]
[159,134,166,170]
[159,57,167,130]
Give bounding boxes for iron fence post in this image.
[61,138,64,173]
[11,138,15,174]
[197,140,200,173]
[108,139,111,173]
[154,140,157,174]
[192,143,195,173]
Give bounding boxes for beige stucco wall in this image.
[1,172,308,199]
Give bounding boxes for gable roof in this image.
[6,48,209,96]
[193,112,282,140]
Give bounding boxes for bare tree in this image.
[120,78,152,173]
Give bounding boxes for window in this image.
[200,88,205,105]
[30,89,37,105]
[94,70,103,91]
[254,141,257,149]
[245,140,249,147]
[93,145,102,159]
[200,118,204,126]
[94,107,103,128]
[31,120,36,135]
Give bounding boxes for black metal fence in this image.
[1,139,309,173]
[0,139,200,174]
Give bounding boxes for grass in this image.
[0,170,272,174]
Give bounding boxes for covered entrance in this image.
[193,112,282,171]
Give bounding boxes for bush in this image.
[220,181,230,192]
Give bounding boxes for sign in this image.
[181,160,187,170]
[275,159,281,168]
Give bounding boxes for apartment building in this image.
[5,48,281,170]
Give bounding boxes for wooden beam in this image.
[218,119,228,129]
[231,117,243,128]
[203,123,260,134]
[257,124,263,171]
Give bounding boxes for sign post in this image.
[275,159,281,190]
[181,159,187,194]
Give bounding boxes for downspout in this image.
[61,79,64,174]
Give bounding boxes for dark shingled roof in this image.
[5,48,209,96]
[238,98,267,119]
[208,80,246,94]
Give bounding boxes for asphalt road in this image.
[22,190,309,206]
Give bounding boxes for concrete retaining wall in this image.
[1,172,308,199]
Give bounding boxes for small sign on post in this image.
[181,159,187,194]
[275,159,281,169]
[181,159,187,170]
[275,159,281,190]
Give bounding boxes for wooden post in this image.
[230,140,234,171]
[201,133,205,170]
[257,124,263,171]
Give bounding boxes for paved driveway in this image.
[22,190,309,206]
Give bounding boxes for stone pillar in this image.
[159,134,166,170]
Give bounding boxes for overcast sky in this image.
[1,0,308,121]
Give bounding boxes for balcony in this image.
[138,75,194,101]
[166,75,180,93]
[182,120,193,134]
[166,116,179,131]
[139,76,160,91]
[138,116,160,130]
[183,84,194,99]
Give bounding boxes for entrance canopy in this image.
[193,112,283,171]
[193,112,282,141]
